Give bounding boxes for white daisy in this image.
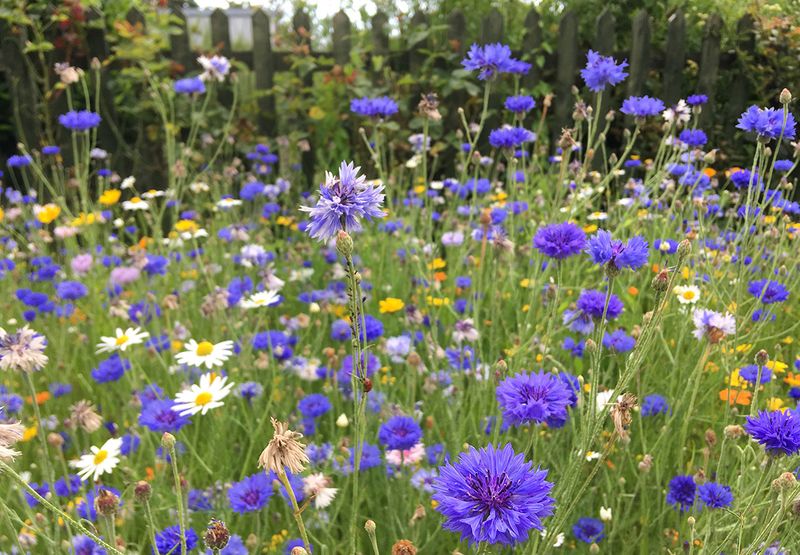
[216,197,242,209]
[172,372,235,416]
[70,437,122,482]
[141,189,165,199]
[240,290,281,309]
[96,327,149,354]
[122,196,149,211]
[189,181,210,193]
[175,339,234,369]
[673,284,701,305]
[120,176,136,189]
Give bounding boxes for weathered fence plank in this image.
[696,13,722,124]
[726,14,755,122]
[0,20,40,150]
[169,7,193,73]
[332,10,351,66]
[252,10,275,136]
[409,12,429,74]
[293,9,315,187]
[85,8,119,154]
[662,9,686,105]
[522,8,542,89]
[627,10,650,97]
[554,11,578,132]
[593,8,616,55]
[210,9,232,57]
[481,8,504,44]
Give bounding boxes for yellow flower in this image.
[0,206,5,222]
[175,219,198,233]
[426,296,450,307]
[379,297,405,314]
[428,258,446,270]
[766,360,788,374]
[22,426,38,442]
[519,278,530,288]
[726,369,745,388]
[98,189,121,206]
[36,203,61,224]
[414,185,426,195]
[582,223,598,233]
[767,398,784,411]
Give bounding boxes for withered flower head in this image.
[69,400,103,433]
[258,418,309,474]
[418,93,441,121]
[610,393,638,442]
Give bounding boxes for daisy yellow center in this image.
[196,341,214,356]
[93,450,108,465]
[195,392,213,406]
[116,335,129,346]
[682,291,696,300]
[254,298,267,305]
[130,197,142,203]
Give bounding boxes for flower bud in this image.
[755,349,769,367]
[134,480,152,503]
[365,520,376,534]
[638,453,653,473]
[651,270,669,292]
[291,548,309,555]
[687,516,696,527]
[724,424,745,440]
[705,429,717,447]
[780,88,792,105]
[161,432,176,450]
[677,239,692,260]
[94,489,120,518]
[204,519,231,552]
[47,433,64,448]
[336,230,354,257]
[772,472,797,492]
[336,413,349,428]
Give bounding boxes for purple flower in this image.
[620,96,665,118]
[573,517,605,543]
[496,370,573,427]
[686,94,708,106]
[378,415,422,450]
[666,475,696,511]
[504,95,536,114]
[576,288,624,320]
[748,279,789,304]
[139,399,191,432]
[585,229,649,272]
[7,154,32,168]
[154,525,198,555]
[602,329,635,352]
[580,50,628,92]
[737,105,796,141]
[72,534,107,555]
[461,43,520,80]
[56,280,88,300]
[42,145,60,155]
[678,129,708,147]
[299,161,386,241]
[432,443,554,545]
[109,266,140,286]
[58,110,102,131]
[350,96,398,118]
[91,353,131,383]
[174,76,206,94]
[488,126,535,149]
[641,394,669,416]
[745,410,800,456]
[228,473,272,513]
[697,482,733,509]
[533,222,586,259]
[739,364,772,385]
[297,393,331,419]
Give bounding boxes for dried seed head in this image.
[610,393,637,442]
[772,472,797,492]
[651,270,669,292]
[392,539,418,555]
[638,453,653,473]
[203,519,231,551]
[705,429,717,447]
[724,424,745,440]
[418,93,441,121]
[94,489,120,518]
[69,400,103,433]
[258,418,309,474]
[290,548,309,555]
[755,349,769,367]
[134,480,152,503]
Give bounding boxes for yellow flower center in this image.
[682,291,696,300]
[93,450,108,465]
[196,341,214,356]
[130,197,142,203]
[195,392,213,406]
[116,335,129,346]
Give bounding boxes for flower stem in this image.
[168,444,188,555]
[278,469,312,553]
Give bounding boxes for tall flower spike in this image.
[258,418,309,474]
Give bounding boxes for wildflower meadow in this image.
[1,4,799,555]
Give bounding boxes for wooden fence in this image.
[1,3,758,185]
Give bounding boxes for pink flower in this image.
[385,442,425,466]
[110,266,140,286]
[70,254,93,275]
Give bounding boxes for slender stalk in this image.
[278,469,312,552]
[167,443,188,555]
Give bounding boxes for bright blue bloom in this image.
[432,443,554,545]
[153,525,198,555]
[603,329,635,352]
[56,280,88,300]
[138,399,191,432]
[72,534,107,554]
[496,370,573,427]
[7,154,32,168]
[745,410,800,456]
[620,95,665,118]
[686,94,708,106]
[653,238,678,254]
[586,229,649,271]
[730,168,763,189]
[488,126,535,149]
[59,110,102,131]
[505,95,536,114]
[228,473,272,513]
[641,394,669,416]
[24,482,49,507]
[350,96,398,118]
[666,475,696,511]
[42,145,60,155]
[300,161,386,241]
[461,43,521,80]
[533,222,586,259]
[774,159,793,172]
[54,474,81,497]
[739,364,772,384]
[174,76,206,94]
[573,517,605,543]
[91,354,130,384]
[284,539,307,555]
[378,415,422,450]
[748,279,789,304]
[737,105,796,141]
[577,288,624,320]
[238,381,263,402]
[562,336,585,358]
[679,129,708,147]
[697,482,733,509]
[298,393,331,419]
[581,50,628,92]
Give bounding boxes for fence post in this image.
[370,10,389,81]
[726,14,755,122]
[627,10,650,97]
[0,20,40,150]
[593,8,615,55]
[554,10,578,133]
[293,9,315,187]
[210,9,231,57]
[252,9,276,136]
[84,8,119,155]
[332,10,351,66]
[169,6,193,73]
[696,13,722,125]
[481,7,504,44]
[408,12,428,74]
[662,9,686,105]
[522,8,542,89]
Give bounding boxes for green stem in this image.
[278,469,312,552]
[168,444,188,555]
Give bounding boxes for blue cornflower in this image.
[7,154,32,168]
[90,354,130,384]
[739,364,772,385]
[488,126,535,149]
[228,473,272,513]
[580,50,628,92]
[58,110,102,131]
[654,238,678,254]
[330,319,351,341]
[686,94,708,106]
[562,336,585,358]
[42,145,60,155]
[72,534,107,554]
[745,410,800,456]
[496,370,573,428]
[678,129,708,147]
[174,76,206,94]
[748,279,789,304]
[603,329,635,352]
[461,43,519,80]
[56,280,88,300]
[24,482,49,507]
[238,381,263,402]
[573,517,605,543]
[298,393,331,419]
[533,222,586,259]
[432,443,554,545]
[730,168,763,189]
[54,474,81,497]
[641,394,669,416]
[774,159,793,172]
[300,161,386,241]
[338,442,382,472]
[577,288,624,320]
[378,415,422,450]
[504,95,536,115]
[154,525,198,555]
[697,482,733,509]
[586,229,649,272]
[666,475,696,511]
[138,399,191,433]
[620,95,665,118]
[737,105,796,141]
[360,314,384,341]
[350,96,398,118]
